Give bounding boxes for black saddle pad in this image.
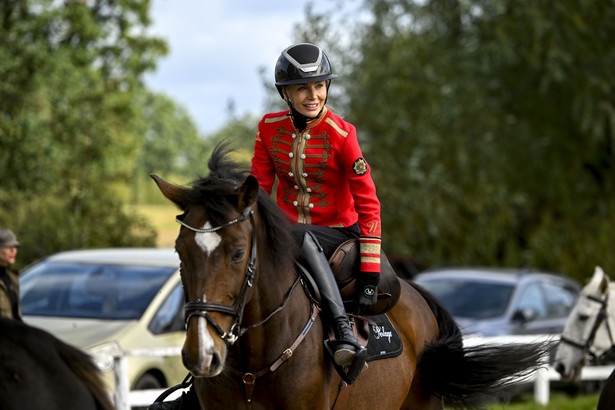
[365,313,403,362]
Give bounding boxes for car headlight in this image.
[88,341,122,372]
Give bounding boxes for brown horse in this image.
[0,317,114,410]
[152,145,551,409]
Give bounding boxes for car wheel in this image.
[133,372,162,390]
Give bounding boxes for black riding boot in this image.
[302,231,363,367]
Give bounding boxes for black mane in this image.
[0,318,114,410]
[184,143,298,271]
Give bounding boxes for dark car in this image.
[413,267,581,337]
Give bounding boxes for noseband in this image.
[177,208,257,345]
[559,292,612,357]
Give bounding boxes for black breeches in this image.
[291,223,359,260]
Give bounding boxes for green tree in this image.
[129,91,208,204]
[0,0,167,267]
[348,0,615,280]
[202,113,263,166]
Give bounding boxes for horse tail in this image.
[411,281,552,409]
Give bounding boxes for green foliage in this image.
[0,0,166,267]
[295,0,615,280]
[347,0,615,280]
[129,91,207,204]
[2,0,613,286]
[133,92,204,177]
[0,190,156,270]
[202,113,263,167]
[134,113,261,207]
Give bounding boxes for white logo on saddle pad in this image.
[372,324,393,343]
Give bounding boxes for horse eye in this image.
[578,313,590,321]
[231,249,246,262]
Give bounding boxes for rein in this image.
[179,208,258,345]
[559,292,613,357]
[228,304,320,408]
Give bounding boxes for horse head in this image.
[554,266,614,381]
[152,145,298,379]
[152,169,260,378]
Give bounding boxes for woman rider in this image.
[251,43,381,371]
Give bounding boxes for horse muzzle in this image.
[182,316,227,377]
[554,359,584,382]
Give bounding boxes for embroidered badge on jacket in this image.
[352,158,368,175]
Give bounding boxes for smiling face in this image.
[284,81,327,118]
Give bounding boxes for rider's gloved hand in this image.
[356,271,379,315]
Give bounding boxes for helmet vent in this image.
[274,43,337,90]
[284,44,322,73]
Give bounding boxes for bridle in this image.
[176,207,303,346]
[559,291,614,358]
[177,207,257,345]
[171,204,318,408]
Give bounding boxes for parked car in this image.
[19,248,187,394]
[413,267,581,337]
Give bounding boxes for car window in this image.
[20,261,176,320]
[541,281,578,318]
[416,279,514,319]
[516,282,547,319]
[149,283,185,334]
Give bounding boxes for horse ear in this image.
[237,175,260,210]
[151,174,187,210]
[596,266,611,295]
[589,266,610,295]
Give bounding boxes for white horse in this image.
[553,266,615,409]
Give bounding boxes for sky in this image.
[144,1,323,135]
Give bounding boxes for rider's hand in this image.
[356,272,379,315]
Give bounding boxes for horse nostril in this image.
[554,362,564,375]
[211,352,220,370]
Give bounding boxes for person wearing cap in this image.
[250,43,381,375]
[0,228,22,320]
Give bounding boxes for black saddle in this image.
[329,239,402,315]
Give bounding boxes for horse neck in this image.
[592,288,615,357]
[233,261,307,367]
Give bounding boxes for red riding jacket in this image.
[250,107,381,274]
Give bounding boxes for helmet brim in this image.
[275,74,338,86]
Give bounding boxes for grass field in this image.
[483,392,599,409]
[128,203,179,247]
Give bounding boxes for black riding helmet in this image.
[274,43,338,99]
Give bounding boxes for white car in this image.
[20,248,187,394]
